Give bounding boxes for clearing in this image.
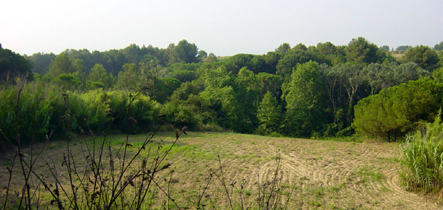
[0,132,440,209]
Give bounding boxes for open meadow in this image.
[1,132,441,209]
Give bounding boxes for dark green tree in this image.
[434,41,443,51]
[0,48,32,83]
[380,45,390,52]
[293,43,308,51]
[316,42,337,56]
[102,49,128,76]
[276,49,330,81]
[396,45,412,51]
[197,50,208,60]
[149,77,181,104]
[275,43,291,54]
[353,78,443,141]
[27,52,55,74]
[167,40,199,65]
[346,37,385,64]
[123,44,142,64]
[404,45,439,71]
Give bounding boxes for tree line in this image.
[1,38,443,147]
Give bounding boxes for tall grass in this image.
[400,113,443,194]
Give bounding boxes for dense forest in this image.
[1,38,443,148]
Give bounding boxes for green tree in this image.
[257,91,282,135]
[170,81,203,101]
[223,54,263,75]
[49,52,73,78]
[393,62,428,84]
[333,63,365,124]
[276,49,330,81]
[282,61,329,137]
[27,52,55,74]
[197,50,208,60]
[87,64,114,89]
[380,45,390,52]
[261,52,282,74]
[234,67,261,132]
[115,63,147,91]
[275,43,291,54]
[56,73,80,89]
[293,43,308,51]
[200,85,240,131]
[65,49,94,71]
[316,42,337,56]
[203,53,218,63]
[353,78,443,141]
[72,58,87,85]
[167,40,199,65]
[346,37,385,64]
[404,45,439,71]
[434,41,443,51]
[256,72,282,99]
[102,49,128,76]
[123,44,142,64]
[149,77,181,104]
[0,48,32,83]
[396,45,412,51]
[361,62,396,95]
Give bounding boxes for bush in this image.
[400,113,443,193]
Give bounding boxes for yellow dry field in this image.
[0,132,441,209]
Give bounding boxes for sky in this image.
[1,0,442,56]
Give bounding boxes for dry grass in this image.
[391,52,404,61]
[1,132,441,209]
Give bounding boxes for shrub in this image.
[400,113,443,193]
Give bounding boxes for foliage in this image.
[404,45,440,71]
[26,52,55,74]
[400,113,443,193]
[0,48,32,83]
[4,37,443,139]
[396,45,412,51]
[353,78,443,141]
[275,43,291,54]
[87,64,114,90]
[233,68,261,133]
[0,84,48,148]
[149,77,181,104]
[48,52,73,78]
[257,91,282,135]
[282,61,330,137]
[167,40,199,65]
[434,41,443,51]
[115,63,147,92]
[346,37,386,64]
[276,48,330,81]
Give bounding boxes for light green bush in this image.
[400,113,443,193]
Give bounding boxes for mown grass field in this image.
[0,132,441,209]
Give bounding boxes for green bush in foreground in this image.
[400,113,443,193]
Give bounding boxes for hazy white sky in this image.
[2,0,442,56]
